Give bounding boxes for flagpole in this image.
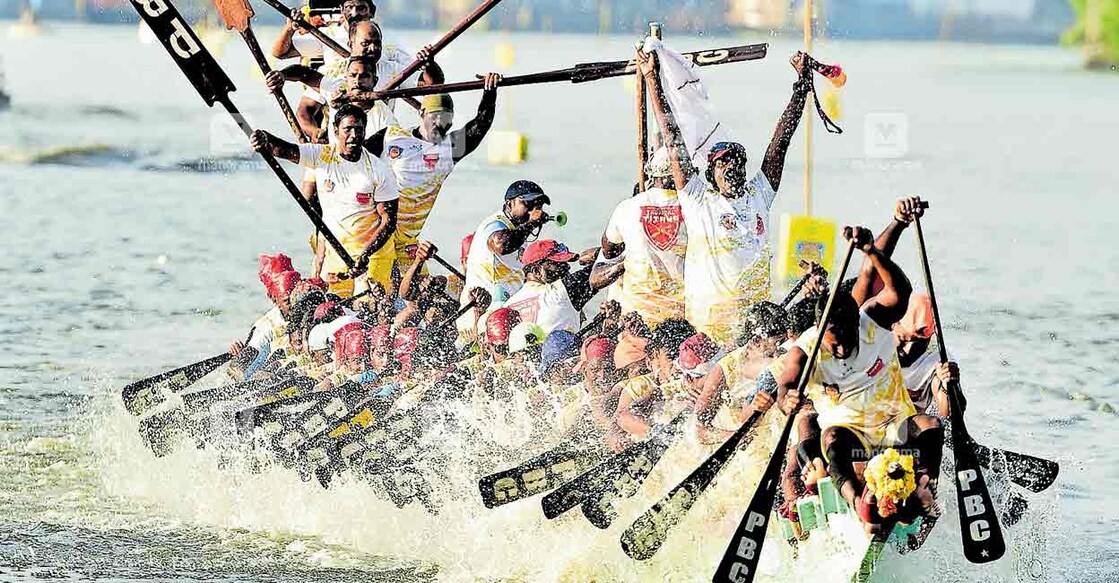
[803,0,813,216]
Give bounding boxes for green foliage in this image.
[1066,0,1119,66]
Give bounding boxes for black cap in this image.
[504,180,550,205]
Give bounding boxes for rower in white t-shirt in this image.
[249,105,400,298]
[599,147,688,327]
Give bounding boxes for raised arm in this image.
[399,241,435,301]
[847,225,913,329]
[637,49,696,190]
[270,14,301,59]
[761,53,813,192]
[850,197,924,305]
[295,96,327,143]
[449,74,500,162]
[249,130,299,163]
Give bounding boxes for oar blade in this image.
[212,0,254,32]
[581,417,684,529]
[121,352,231,415]
[478,447,601,509]
[974,442,1058,493]
[948,396,1006,563]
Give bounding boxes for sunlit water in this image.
[1,21,1117,582]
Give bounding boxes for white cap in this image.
[309,314,360,352]
[644,146,673,179]
[509,322,545,354]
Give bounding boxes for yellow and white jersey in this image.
[795,309,917,447]
[305,56,417,129]
[461,212,524,305]
[298,144,399,274]
[603,185,688,326]
[380,125,456,244]
[292,26,412,69]
[680,171,776,344]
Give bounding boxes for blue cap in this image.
[538,330,577,375]
[504,180,550,205]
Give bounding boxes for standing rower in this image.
[639,48,814,346]
[363,75,501,275]
[250,104,400,297]
[598,147,688,327]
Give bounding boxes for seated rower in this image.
[776,225,942,530]
[230,256,301,378]
[895,293,965,419]
[613,319,699,448]
[503,239,623,336]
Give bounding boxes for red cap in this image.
[394,327,419,373]
[522,240,577,266]
[271,270,301,302]
[485,307,521,345]
[460,233,475,266]
[676,333,722,376]
[366,325,393,352]
[305,277,328,290]
[259,254,294,284]
[585,337,617,361]
[334,324,368,362]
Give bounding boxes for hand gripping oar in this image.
[361,43,769,102]
[912,212,1006,564]
[258,0,350,59]
[213,0,306,142]
[709,238,858,580]
[128,0,356,271]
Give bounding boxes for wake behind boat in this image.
[116,0,1059,581]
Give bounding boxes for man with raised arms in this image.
[638,48,815,346]
[363,77,501,275]
[250,104,399,298]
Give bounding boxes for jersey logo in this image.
[720,213,737,231]
[506,297,540,324]
[323,179,335,192]
[355,192,371,205]
[866,357,885,378]
[387,145,403,159]
[755,214,765,236]
[422,153,440,170]
[639,205,683,251]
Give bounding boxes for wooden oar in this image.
[126,0,356,271]
[378,0,503,94]
[121,352,232,416]
[912,213,1006,564]
[359,43,769,102]
[709,238,858,579]
[258,0,350,59]
[213,0,306,142]
[431,252,465,280]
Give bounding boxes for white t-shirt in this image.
[603,183,688,325]
[900,336,953,414]
[291,25,411,68]
[679,169,776,308]
[504,279,581,336]
[461,212,524,304]
[305,57,418,128]
[298,144,399,273]
[795,309,916,446]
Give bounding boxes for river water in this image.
[1,21,1117,583]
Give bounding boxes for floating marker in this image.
[777,213,837,285]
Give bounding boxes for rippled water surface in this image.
[1,21,1117,583]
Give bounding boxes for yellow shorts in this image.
[326,242,395,298]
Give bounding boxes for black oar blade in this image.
[620,412,760,560]
[541,448,631,519]
[711,416,792,582]
[121,353,232,415]
[974,442,1058,494]
[948,393,1006,563]
[478,447,601,509]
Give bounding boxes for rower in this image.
[458,180,555,326]
[503,239,623,336]
[364,77,501,277]
[775,225,943,526]
[597,147,687,327]
[895,293,964,418]
[270,0,412,69]
[613,318,697,445]
[638,49,815,346]
[250,104,400,298]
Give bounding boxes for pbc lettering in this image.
[726,511,767,583]
[132,0,202,60]
[957,469,992,542]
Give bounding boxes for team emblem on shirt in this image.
[720,213,738,231]
[639,205,683,251]
[423,153,440,170]
[866,357,885,378]
[324,179,335,192]
[506,297,540,324]
[356,192,371,205]
[755,214,766,236]
[388,146,403,159]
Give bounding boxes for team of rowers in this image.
[228,0,968,537]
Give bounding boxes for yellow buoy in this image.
[495,42,515,70]
[488,130,528,165]
[776,213,837,283]
[822,87,842,121]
